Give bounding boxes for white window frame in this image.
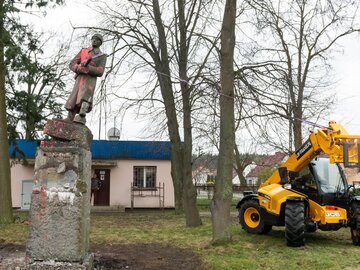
[133,166,157,188]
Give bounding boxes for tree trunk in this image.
[178,0,201,227]
[0,0,13,224]
[234,144,247,185]
[154,58,184,214]
[181,83,201,226]
[171,144,184,213]
[210,0,236,244]
[152,0,185,213]
[293,110,303,150]
[155,59,184,213]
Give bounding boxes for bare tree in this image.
[234,144,256,185]
[210,0,236,244]
[175,0,203,225]
[191,42,261,188]
[237,0,360,150]
[151,0,201,225]
[86,0,223,226]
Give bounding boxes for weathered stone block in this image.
[33,148,81,193]
[26,143,92,263]
[43,119,93,150]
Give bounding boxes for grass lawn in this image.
[1,208,360,270]
[196,196,239,211]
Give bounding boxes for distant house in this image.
[342,167,360,185]
[245,152,287,185]
[192,164,257,186]
[9,139,173,209]
[192,165,216,186]
[232,163,257,186]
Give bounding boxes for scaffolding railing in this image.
[131,182,165,210]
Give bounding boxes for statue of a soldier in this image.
[65,33,107,124]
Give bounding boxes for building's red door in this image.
[94,169,110,206]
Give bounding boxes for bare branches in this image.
[237,0,360,150]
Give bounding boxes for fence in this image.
[130,182,165,209]
[195,184,259,199]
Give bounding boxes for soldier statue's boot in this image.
[73,102,90,125]
[79,102,90,117]
[73,114,86,125]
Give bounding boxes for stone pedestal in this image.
[26,119,93,268]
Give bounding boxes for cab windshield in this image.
[311,158,346,194]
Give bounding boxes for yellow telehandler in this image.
[237,121,360,246]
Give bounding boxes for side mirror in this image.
[278,167,288,185]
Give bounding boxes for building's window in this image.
[133,166,157,188]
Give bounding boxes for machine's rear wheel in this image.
[350,202,360,246]
[285,201,305,247]
[239,200,272,234]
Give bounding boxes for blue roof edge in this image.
[9,139,172,160]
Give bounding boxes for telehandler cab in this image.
[237,121,360,246]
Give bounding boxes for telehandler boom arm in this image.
[261,121,360,187]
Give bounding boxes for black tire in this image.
[285,201,305,247]
[350,202,360,246]
[239,200,272,234]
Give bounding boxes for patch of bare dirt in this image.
[0,242,205,270]
[0,241,26,269]
[91,243,204,270]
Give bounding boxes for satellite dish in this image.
[107,127,120,141]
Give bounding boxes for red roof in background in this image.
[246,152,287,177]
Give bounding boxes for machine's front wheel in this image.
[285,201,305,247]
[350,202,360,246]
[239,200,272,234]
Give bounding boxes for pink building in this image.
[9,140,174,209]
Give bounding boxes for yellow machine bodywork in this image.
[257,120,360,224]
[237,121,360,246]
[258,184,347,225]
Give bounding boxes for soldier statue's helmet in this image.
[91,33,103,44]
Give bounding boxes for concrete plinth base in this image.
[26,119,93,264]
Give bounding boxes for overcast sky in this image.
[330,35,360,134]
[30,1,360,140]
